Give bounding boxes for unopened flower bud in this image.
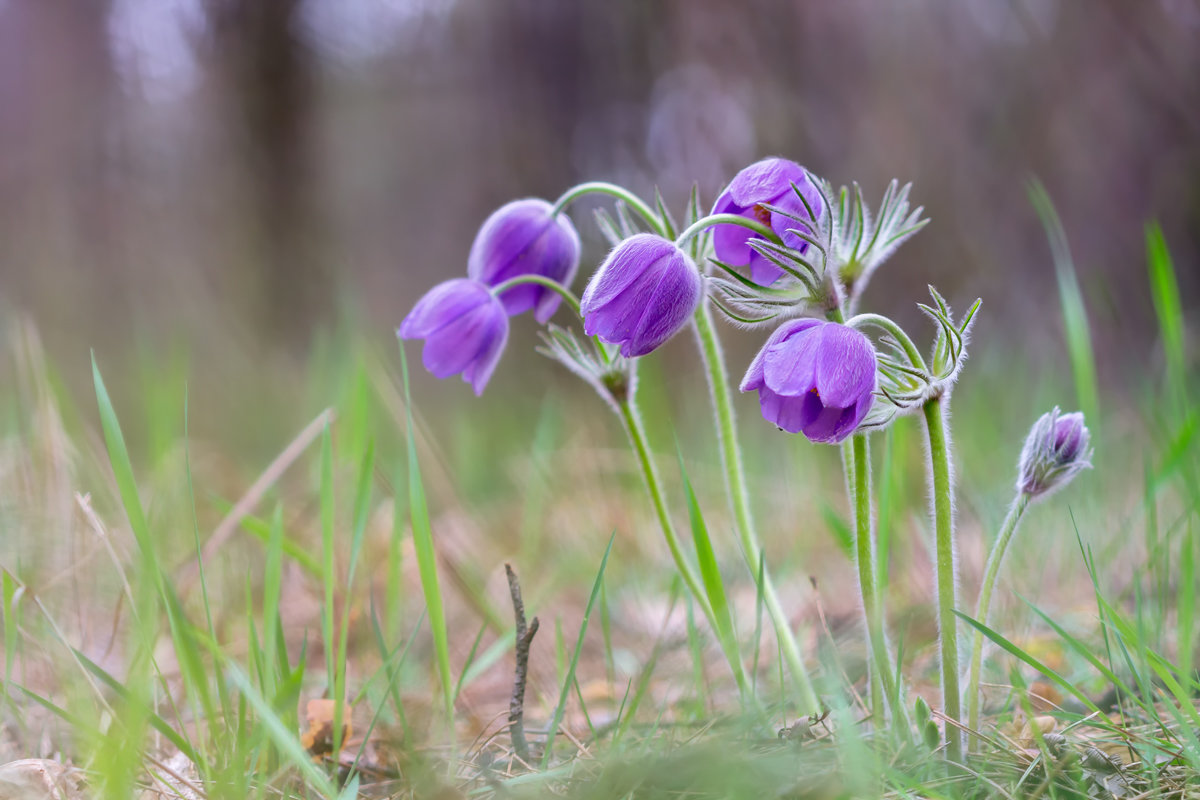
[468,198,581,323]
[580,234,702,357]
[1016,408,1092,498]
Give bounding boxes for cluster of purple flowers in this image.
[400,157,879,443]
[398,198,580,395]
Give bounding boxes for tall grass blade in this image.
[541,531,615,768]
[1145,222,1186,408]
[954,611,1102,715]
[1028,180,1099,424]
[226,664,339,798]
[679,456,748,698]
[400,344,453,719]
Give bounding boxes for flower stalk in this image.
[615,386,750,695]
[693,298,819,713]
[922,395,962,762]
[849,433,898,724]
[965,492,1030,747]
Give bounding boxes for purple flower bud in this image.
[580,234,703,358]
[398,279,508,396]
[740,319,877,443]
[1017,408,1092,497]
[711,157,823,286]
[468,198,581,323]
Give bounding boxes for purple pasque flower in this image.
[1016,408,1092,497]
[711,157,823,286]
[468,198,581,323]
[740,319,877,443]
[581,233,703,358]
[398,278,508,395]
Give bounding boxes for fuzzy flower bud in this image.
[711,157,823,286]
[580,234,703,358]
[398,279,508,395]
[740,319,877,443]
[1016,408,1092,498]
[468,198,581,323]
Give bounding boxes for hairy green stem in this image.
[550,182,667,236]
[923,396,962,762]
[844,313,928,372]
[692,299,820,713]
[674,213,781,250]
[849,433,898,724]
[966,492,1031,746]
[489,275,582,318]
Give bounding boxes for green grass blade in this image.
[91,353,154,557]
[678,456,749,699]
[320,422,336,696]
[71,648,202,765]
[1028,180,1099,424]
[226,664,339,798]
[541,531,615,768]
[400,343,453,719]
[2,570,20,706]
[1145,222,1186,406]
[954,610,1103,715]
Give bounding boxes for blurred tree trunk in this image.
[209,0,326,351]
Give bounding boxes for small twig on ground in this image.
[506,563,539,765]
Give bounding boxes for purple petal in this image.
[762,320,826,396]
[582,252,669,342]
[759,385,821,434]
[800,401,851,443]
[398,279,490,339]
[420,301,500,379]
[726,158,808,208]
[581,234,673,313]
[710,192,755,265]
[461,311,509,395]
[468,198,581,318]
[621,253,702,357]
[747,251,785,285]
[467,199,554,285]
[740,318,822,392]
[812,324,877,408]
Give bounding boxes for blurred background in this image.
[0,0,1197,419]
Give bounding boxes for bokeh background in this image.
[0,0,1197,425]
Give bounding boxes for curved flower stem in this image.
[489,275,582,318]
[550,182,668,237]
[844,313,928,372]
[614,394,719,637]
[674,213,782,250]
[849,433,898,725]
[966,492,1031,748]
[692,298,820,713]
[922,395,963,762]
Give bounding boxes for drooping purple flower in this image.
[1016,408,1092,497]
[581,234,703,358]
[468,198,581,323]
[398,278,508,395]
[740,319,876,443]
[711,157,823,286]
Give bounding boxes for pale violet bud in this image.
[1016,408,1092,498]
